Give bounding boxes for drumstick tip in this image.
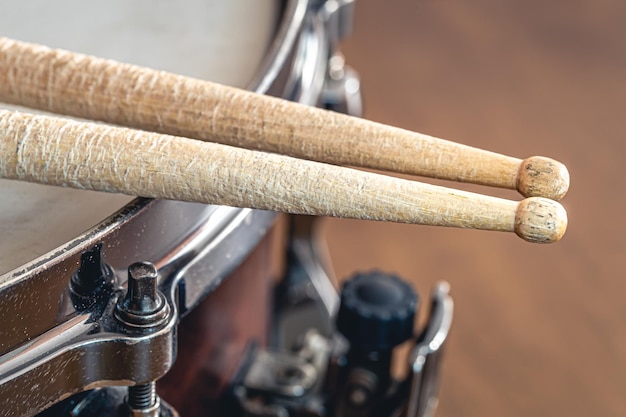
[514,197,568,243]
[517,156,570,200]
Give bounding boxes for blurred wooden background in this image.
[324,1,626,416]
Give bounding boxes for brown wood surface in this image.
[158,231,274,417]
[326,1,626,416]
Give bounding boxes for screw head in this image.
[115,262,169,328]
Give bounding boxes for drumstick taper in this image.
[0,37,569,200]
[0,110,567,243]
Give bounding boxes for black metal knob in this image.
[70,243,115,309]
[115,262,169,328]
[337,271,418,351]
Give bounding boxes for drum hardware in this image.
[404,283,453,417]
[69,244,116,311]
[114,262,170,329]
[0,252,179,417]
[255,0,354,105]
[274,216,340,346]
[36,387,179,417]
[318,0,355,50]
[322,52,362,116]
[244,349,319,398]
[228,271,452,417]
[0,206,278,417]
[115,264,170,415]
[234,216,451,417]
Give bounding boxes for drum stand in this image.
[227,214,453,417]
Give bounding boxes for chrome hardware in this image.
[405,283,454,417]
[115,262,170,329]
[323,53,363,117]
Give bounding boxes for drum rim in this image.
[0,0,314,350]
[0,0,309,281]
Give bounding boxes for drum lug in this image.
[20,258,181,417]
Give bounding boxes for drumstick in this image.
[0,110,567,243]
[0,37,569,200]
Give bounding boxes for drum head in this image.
[0,0,280,275]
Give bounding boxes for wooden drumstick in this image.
[0,110,567,243]
[0,37,569,200]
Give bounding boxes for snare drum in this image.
[0,1,340,416]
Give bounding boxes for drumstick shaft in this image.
[0,111,566,243]
[0,37,569,200]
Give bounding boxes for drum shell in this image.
[158,230,278,417]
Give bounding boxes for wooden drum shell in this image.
[159,230,277,417]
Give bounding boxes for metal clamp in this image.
[0,257,177,417]
[405,282,454,417]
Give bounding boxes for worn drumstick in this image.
[0,110,567,243]
[0,37,569,200]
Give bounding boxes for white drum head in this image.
[0,0,280,274]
